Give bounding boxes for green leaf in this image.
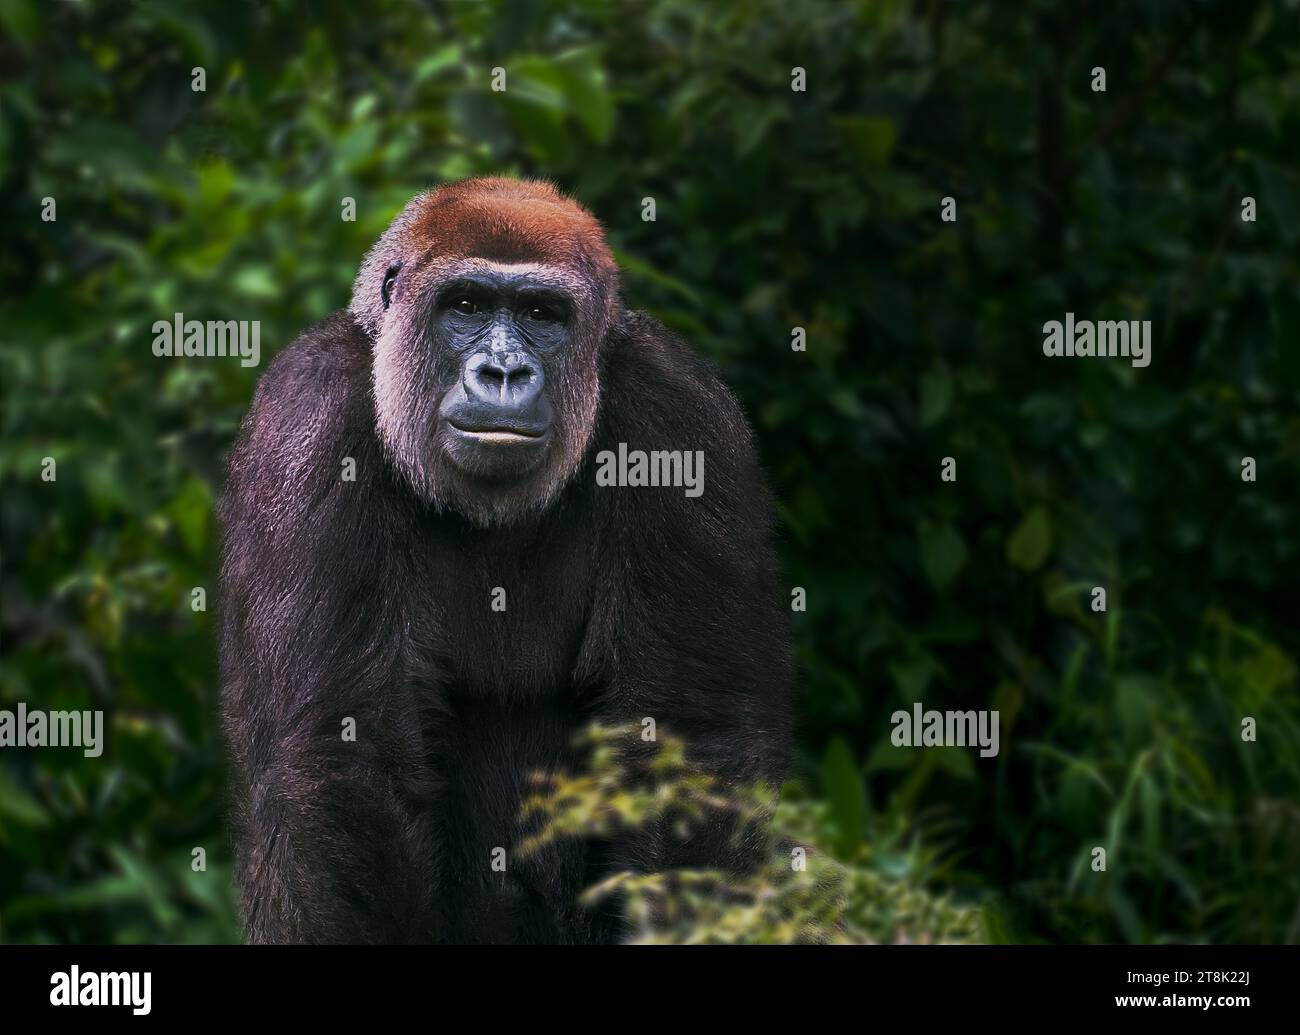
[992,680,1024,733]
[167,476,213,557]
[819,737,866,858]
[554,47,614,143]
[931,745,976,780]
[1006,507,1052,571]
[919,521,967,590]
[414,45,462,83]
[833,115,897,169]
[232,266,279,300]
[919,370,953,427]
[0,768,49,828]
[866,736,913,772]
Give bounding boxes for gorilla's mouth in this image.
[442,416,552,479]
[439,382,555,479]
[447,419,550,443]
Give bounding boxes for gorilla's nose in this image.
[464,351,544,412]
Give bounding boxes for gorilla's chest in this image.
[418,506,598,700]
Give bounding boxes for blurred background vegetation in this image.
[2,0,1298,944]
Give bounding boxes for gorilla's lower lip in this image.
[448,421,549,442]
[464,430,539,444]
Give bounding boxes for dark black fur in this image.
[218,307,793,943]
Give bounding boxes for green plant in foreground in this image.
[521,724,984,944]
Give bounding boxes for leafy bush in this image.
[522,725,983,944]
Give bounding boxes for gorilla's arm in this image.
[218,312,441,943]
[584,312,796,872]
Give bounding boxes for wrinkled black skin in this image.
[435,271,563,478]
[218,302,793,944]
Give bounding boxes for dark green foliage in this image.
[2,0,1297,943]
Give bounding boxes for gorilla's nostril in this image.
[464,350,544,410]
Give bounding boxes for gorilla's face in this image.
[429,267,569,480]
[351,181,619,526]
[369,256,605,526]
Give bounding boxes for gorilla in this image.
[218,177,793,944]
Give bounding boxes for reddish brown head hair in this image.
[351,178,620,339]
[409,178,616,275]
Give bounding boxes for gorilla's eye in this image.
[525,305,561,324]
[381,264,402,310]
[452,298,480,316]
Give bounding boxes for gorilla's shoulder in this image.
[601,310,755,452]
[255,310,372,409]
[238,311,373,443]
[221,311,375,519]
[595,309,774,540]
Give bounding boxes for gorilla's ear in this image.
[381,263,402,310]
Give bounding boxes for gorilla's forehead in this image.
[404,179,615,279]
[420,258,594,298]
